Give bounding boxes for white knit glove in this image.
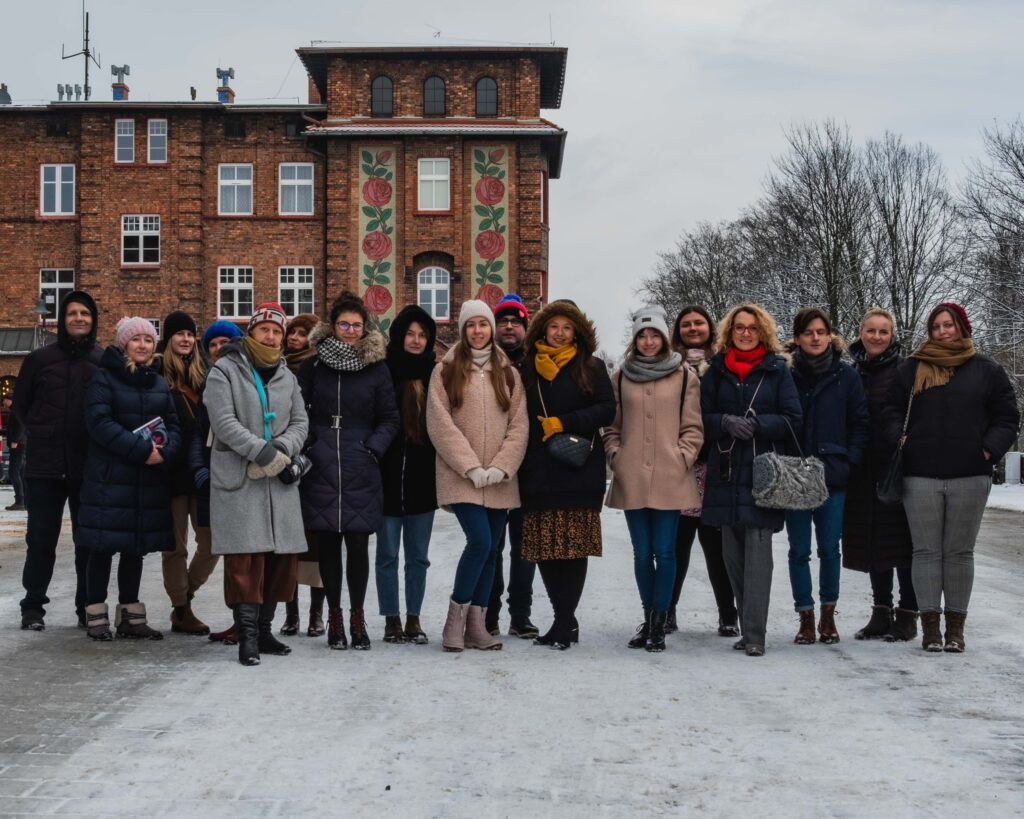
[483,467,506,486]
[246,451,291,480]
[466,467,488,490]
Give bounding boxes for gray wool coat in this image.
[204,341,310,555]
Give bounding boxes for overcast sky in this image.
[4,0,1023,352]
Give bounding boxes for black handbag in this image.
[537,382,594,468]
[877,387,914,505]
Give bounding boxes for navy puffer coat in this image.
[75,346,182,556]
[700,351,803,532]
[298,328,400,533]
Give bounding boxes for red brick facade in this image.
[0,46,567,376]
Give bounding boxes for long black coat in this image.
[298,332,400,534]
[75,346,182,556]
[700,352,803,532]
[519,359,616,512]
[789,345,869,490]
[841,341,913,573]
[187,383,212,527]
[882,352,1020,479]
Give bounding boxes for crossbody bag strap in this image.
[536,379,595,449]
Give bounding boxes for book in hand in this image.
[133,417,169,447]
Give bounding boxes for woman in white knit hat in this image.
[426,299,529,652]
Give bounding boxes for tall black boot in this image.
[258,603,292,656]
[647,610,668,652]
[234,604,261,666]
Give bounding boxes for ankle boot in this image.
[172,604,211,636]
[943,609,967,653]
[920,611,943,652]
[818,604,840,644]
[646,610,668,652]
[327,608,347,650]
[794,610,816,644]
[664,606,679,634]
[350,609,371,650]
[717,610,740,637]
[234,604,261,666]
[307,588,326,637]
[258,603,292,655]
[383,615,407,643]
[855,605,893,640]
[465,605,503,650]
[404,614,428,645]
[115,602,163,640]
[509,615,540,639]
[280,597,300,636]
[628,609,651,649]
[85,602,112,641]
[209,623,237,644]
[442,598,470,652]
[884,608,918,642]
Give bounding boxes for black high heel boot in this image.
[258,603,292,656]
[234,604,261,666]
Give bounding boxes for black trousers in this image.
[85,553,145,606]
[869,567,918,610]
[487,508,536,619]
[672,517,737,622]
[315,531,370,612]
[536,557,588,643]
[20,477,88,617]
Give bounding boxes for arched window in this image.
[418,266,450,320]
[423,76,445,117]
[476,77,497,116]
[371,76,393,116]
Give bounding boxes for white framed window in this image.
[278,267,314,316]
[144,319,162,341]
[115,119,134,163]
[218,266,254,318]
[417,158,450,211]
[40,164,75,215]
[219,163,253,215]
[418,266,450,321]
[148,119,168,163]
[121,215,160,265]
[39,269,75,320]
[279,163,314,215]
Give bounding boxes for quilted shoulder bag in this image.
[537,382,594,468]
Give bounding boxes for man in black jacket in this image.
[486,294,539,638]
[11,291,102,630]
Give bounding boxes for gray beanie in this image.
[458,299,496,335]
[632,305,670,342]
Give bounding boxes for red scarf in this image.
[724,344,766,382]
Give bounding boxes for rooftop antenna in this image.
[62,1,101,101]
[549,14,555,45]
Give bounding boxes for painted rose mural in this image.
[359,148,397,331]
[471,146,511,307]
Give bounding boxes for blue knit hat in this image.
[202,320,243,351]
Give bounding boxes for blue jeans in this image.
[785,489,846,611]
[375,511,434,617]
[624,508,679,611]
[451,504,508,606]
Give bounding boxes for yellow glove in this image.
[537,415,563,442]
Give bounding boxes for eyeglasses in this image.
[335,322,364,333]
[733,325,759,336]
[496,317,523,327]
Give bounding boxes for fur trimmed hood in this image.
[524,300,600,356]
[309,321,387,366]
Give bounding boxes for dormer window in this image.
[423,76,445,117]
[371,76,393,116]
[476,77,497,116]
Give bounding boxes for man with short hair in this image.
[12,291,102,630]
[486,294,539,638]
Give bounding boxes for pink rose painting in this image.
[471,145,511,306]
[359,147,397,331]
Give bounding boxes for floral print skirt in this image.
[521,508,603,562]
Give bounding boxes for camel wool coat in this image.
[426,345,529,509]
[604,364,704,511]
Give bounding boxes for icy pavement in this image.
[0,484,1021,818]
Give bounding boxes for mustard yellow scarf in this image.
[534,341,577,382]
[243,336,282,368]
[910,338,975,395]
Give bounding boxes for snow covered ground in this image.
[0,482,1021,818]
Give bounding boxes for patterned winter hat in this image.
[247,302,288,334]
[493,293,529,325]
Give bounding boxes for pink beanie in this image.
[115,316,159,350]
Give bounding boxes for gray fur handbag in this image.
[752,417,828,511]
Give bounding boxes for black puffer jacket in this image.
[298,328,400,533]
[700,351,803,532]
[518,302,616,512]
[381,305,438,517]
[882,352,1020,479]
[842,340,913,572]
[11,290,102,482]
[75,346,182,556]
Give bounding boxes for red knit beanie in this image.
[930,302,972,337]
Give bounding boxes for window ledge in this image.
[120,264,161,271]
[414,209,453,217]
[36,214,79,221]
[276,213,318,220]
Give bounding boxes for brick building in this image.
[0,45,568,379]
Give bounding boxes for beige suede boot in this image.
[464,605,503,651]
[442,599,470,652]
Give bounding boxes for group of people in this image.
[7,289,1017,664]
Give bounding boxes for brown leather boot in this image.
[208,623,237,644]
[404,615,428,645]
[920,611,943,652]
[818,604,840,644]
[943,609,967,653]
[172,604,211,636]
[383,615,407,643]
[794,610,816,644]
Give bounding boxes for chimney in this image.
[111,64,130,100]
[216,67,235,104]
[0,83,11,105]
